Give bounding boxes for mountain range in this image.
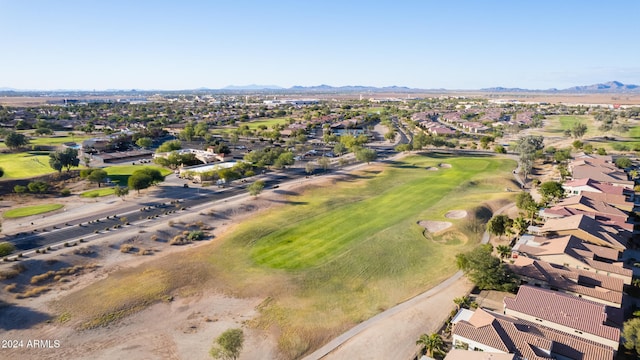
[1,81,639,94]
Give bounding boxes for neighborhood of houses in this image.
[446,153,639,360]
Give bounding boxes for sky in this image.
[1,0,640,91]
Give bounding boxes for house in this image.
[512,234,632,284]
[452,308,614,360]
[444,349,514,360]
[503,285,622,349]
[563,178,627,198]
[569,159,634,189]
[540,214,629,251]
[541,205,633,232]
[429,126,455,136]
[507,256,624,307]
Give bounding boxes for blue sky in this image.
[1,0,639,90]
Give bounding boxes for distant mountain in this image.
[482,81,640,93]
[563,80,639,92]
[223,84,284,90]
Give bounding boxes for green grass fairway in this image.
[81,188,116,198]
[0,152,55,178]
[540,115,602,137]
[245,117,292,130]
[104,165,172,185]
[55,154,517,358]
[0,133,90,150]
[249,156,511,270]
[3,204,64,218]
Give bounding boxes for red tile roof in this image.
[507,257,623,305]
[503,286,621,344]
[453,308,614,360]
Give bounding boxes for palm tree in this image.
[416,333,444,358]
[453,296,471,310]
[496,245,512,261]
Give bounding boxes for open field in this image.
[104,165,173,186]
[53,153,517,359]
[3,203,64,218]
[0,151,56,178]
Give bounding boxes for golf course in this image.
[54,153,518,359]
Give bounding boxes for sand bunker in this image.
[425,167,439,171]
[439,163,452,168]
[445,210,467,219]
[418,220,452,233]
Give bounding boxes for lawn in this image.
[103,165,172,186]
[539,115,603,137]
[0,152,57,178]
[81,188,116,198]
[3,204,64,218]
[55,154,517,358]
[245,117,292,130]
[0,133,90,150]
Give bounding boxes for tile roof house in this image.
[541,205,633,232]
[507,256,624,307]
[503,285,621,349]
[512,234,632,284]
[569,159,634,189]
[540,214,629,251]
[452,308,615,360]
[563,178,627,197]
[444,349,515,360]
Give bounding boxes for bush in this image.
[120,244,134,253]
[60,188,71,197]
[0,242,16,257]
[187,230,205,241]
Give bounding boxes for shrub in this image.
[60,188,72,197]
[187,230,205,241]
[4,283,18,292]
[120,244,134,253]
[0,242,16,257]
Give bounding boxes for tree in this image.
[210,328,244,360]
[128,167,164,194]
[49,148,80,173]
[512,216,529,236]
[416,333,444,358]
[515,191,537,221]
[496,245,512,260]
[571,122,588,138]
[453,296,473,310]
[317,157,330,172]
[157,140,182,153]
[87,169,108,187]
[494,144,506,154]
[615,156,632,169]
[539,181,564,204]
[486,215,513,240]
[623,318,640,356]
[247,180,265,197]
[179,122,196,141]
[0,167,3,178]
[515,135,544,180]
[4,131,29,150]
[273,152,295,169]
[114,185,129,200]
[305,161,316,175]
[135,137,153,149]
[355,148,377,164]
[455,244,519,292]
